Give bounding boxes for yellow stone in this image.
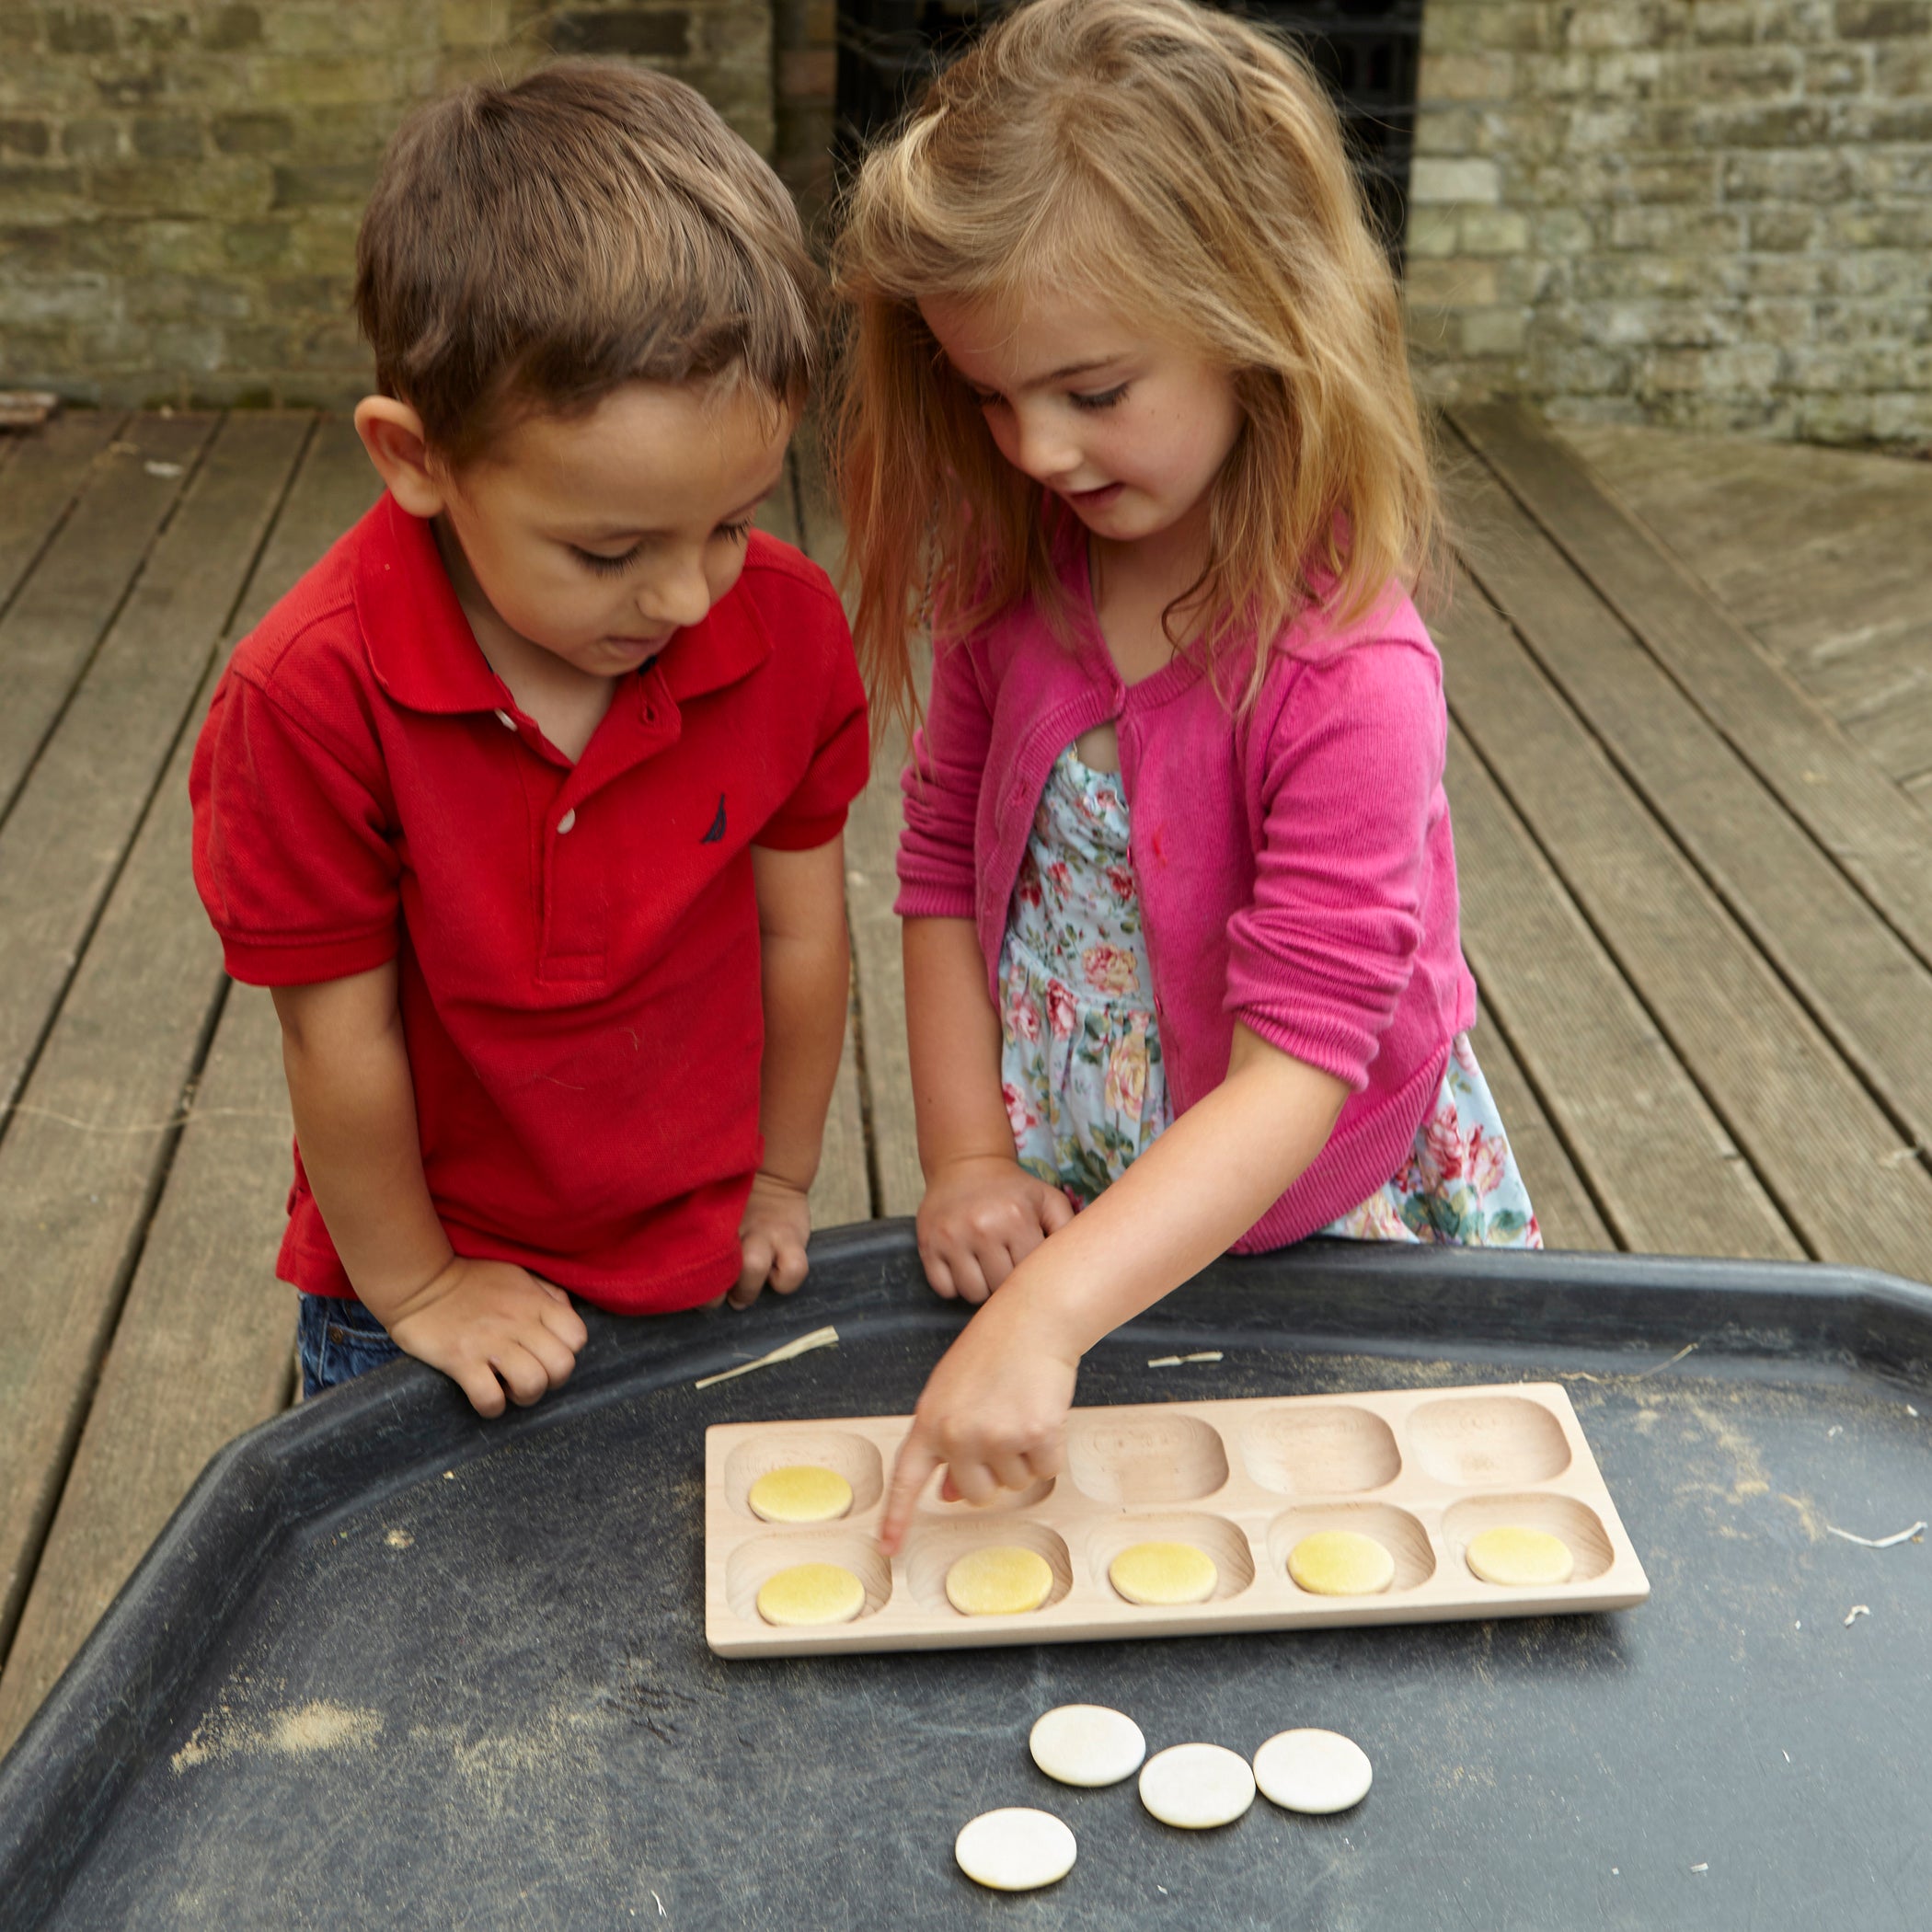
[1466,1524,1574,1588]
[754,1561,867,1627]
[1287,1529,1396,1597]
[946,1545,1055,1616]
[1108,1540,1218,1606]
[747,1464,854,1524]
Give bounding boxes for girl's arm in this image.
[903,914,1075,1302]
[734,836,853,1305]
[273,964,588,1415]
[880,1022,1344,1549]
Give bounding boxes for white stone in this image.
[1253,1729,1374,1815]
[1138,1742,1256,1830]
[1029,1705,1146,1788]
[954,1808,1076,1892]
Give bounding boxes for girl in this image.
[834,0,1539,1549]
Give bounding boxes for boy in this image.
[190,63,867,1415]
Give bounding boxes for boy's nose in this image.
[641,560,713,629]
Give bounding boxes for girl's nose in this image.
[1008,405,1080,484]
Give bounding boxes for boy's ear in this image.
[353,397,449,519]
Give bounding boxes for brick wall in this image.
[0,1,775,408]
[1406,0,1932,444]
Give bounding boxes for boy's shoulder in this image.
[733,528,846,631]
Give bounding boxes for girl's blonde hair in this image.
[834,0,1442,742]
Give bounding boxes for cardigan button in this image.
[557,808,577,834]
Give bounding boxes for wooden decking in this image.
[0,404,1927,1753]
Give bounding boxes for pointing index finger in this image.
[880,1424,941,1555]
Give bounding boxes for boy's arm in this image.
[273,963,587,1413]
[734,836,851,1307]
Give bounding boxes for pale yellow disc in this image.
[1287,1529,1396,1597]
[1109,1540,1219,1607]
[754,1561,867,1627]
[746,1464,854,1524]
[946,1545,1054,1616]
[1466,1524,1575,1588]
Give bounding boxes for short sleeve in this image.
[1225,640,1442,1089]
[189,667,402,985]
[753,607,870,851]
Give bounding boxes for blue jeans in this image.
[297,1293,405,1397]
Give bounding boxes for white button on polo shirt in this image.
[557,808,577,834]
[494,708,516,730]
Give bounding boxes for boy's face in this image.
[436,379,794,681]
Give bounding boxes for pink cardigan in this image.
[895,548,1478,1250]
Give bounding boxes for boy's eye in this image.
[716,518,754,543]
[570,543,642,576]
[1070,384,1128,411]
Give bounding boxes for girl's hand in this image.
[915,1155,1075,1303]
[383,1257,588,1418]
[879,1281,1081,1553]
[733,1169,813,1308]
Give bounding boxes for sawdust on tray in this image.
[171,1700,384,1774]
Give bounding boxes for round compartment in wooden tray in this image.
[1064,1409,1228,1505]
[1267,1501,1435,1595]
[1085,1512,1256,1605]
[724,1530,893,1624]
[1443,1493,1614,1585]
[1408,1395,1571,1487]
[1240,1403,1401,1496]
[918,1472,1056,1514]
[903,1520,1075,1617]
[721,1430,884,1521]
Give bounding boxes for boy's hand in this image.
[879,1281,1080,1553]
[381,1257,588,1418]
[915,1155,1075,1304]
[733,1169,812,1308]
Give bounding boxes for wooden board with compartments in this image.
[705,1382,1650,1658]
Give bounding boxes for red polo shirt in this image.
[190,492,868,1314]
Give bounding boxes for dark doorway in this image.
[834,0,1425,262]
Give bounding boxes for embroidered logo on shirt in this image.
[701,793,728,844]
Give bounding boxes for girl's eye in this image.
[968,387,1004,410]
[1070,385,1128,411]
[571,544,642,576]
[716,518,754,543]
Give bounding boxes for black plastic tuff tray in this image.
[4,1225,1931,1930]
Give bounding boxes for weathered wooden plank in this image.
[1448,725,1803,1260]
[0,986,295,1754]
[0,419,377,1674]
[0,412,125,619]
[226,416,376,637]
[0,413,311,1123]
[0,414,216,830]
[1451,403,1932,970]
[1444,454,1932,1170]
[809,962,872,1230]
[1441,572,1932,1279]
[793,437,925,1220]
[1461,1005,1615,1254]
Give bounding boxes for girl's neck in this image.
[1087,495,1213,689]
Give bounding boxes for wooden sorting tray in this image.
[704,1382,1650,1658]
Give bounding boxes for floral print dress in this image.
[996,742,1542,1248]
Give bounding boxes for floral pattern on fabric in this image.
[1319,1032,1542,1248]
[997,745,1541,1248]
[998,745,1170,1205]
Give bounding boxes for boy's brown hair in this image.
[356,61,822,461]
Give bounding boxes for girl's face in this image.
[920,288,1243,552]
